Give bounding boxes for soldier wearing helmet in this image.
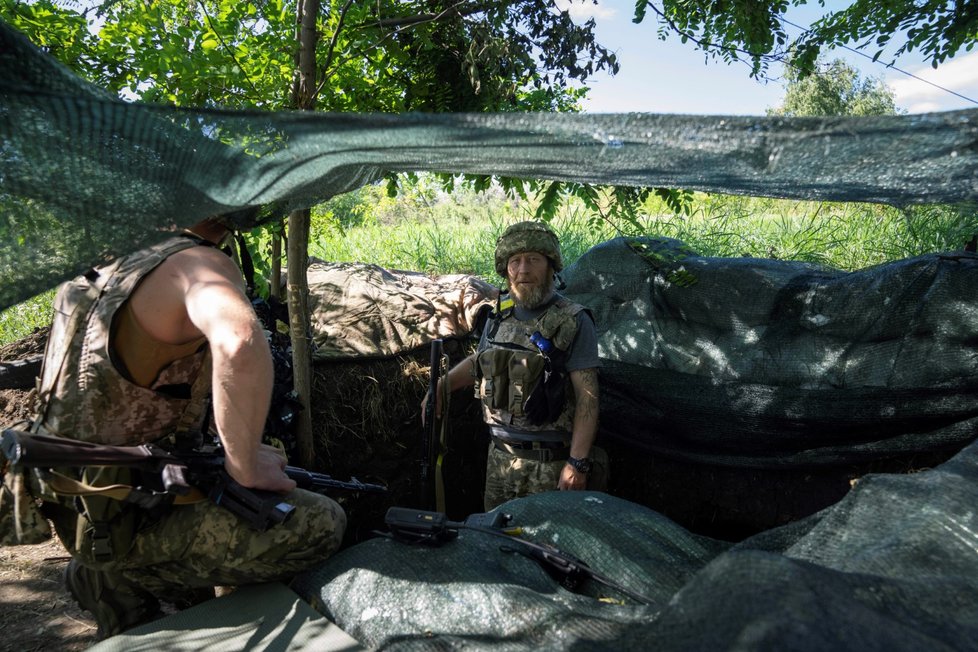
[424,220,605,510]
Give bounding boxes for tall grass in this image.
[2,187,976,347]
[310,185,978,282]
[0,289,56,351]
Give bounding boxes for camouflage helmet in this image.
[494,221,563,276]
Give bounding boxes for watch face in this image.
[570,457,592,473]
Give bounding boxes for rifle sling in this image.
[43,470,206,505]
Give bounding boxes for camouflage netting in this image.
[560,237,978,468]
[2,20,977,311]
[293,441,978,651]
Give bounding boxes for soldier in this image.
[425,220,606,510]
[28,214,345,638]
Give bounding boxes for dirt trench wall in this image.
[308,338,489,547]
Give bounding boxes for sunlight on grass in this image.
[3,184,975,347]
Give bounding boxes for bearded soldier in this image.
[425,220,605,510]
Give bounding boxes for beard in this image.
[511,274,555,310]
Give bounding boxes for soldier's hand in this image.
[558,464,587,491]
[227,446,297,494]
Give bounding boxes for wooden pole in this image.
[288,0,320,468]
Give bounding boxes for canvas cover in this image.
[560,237,978,468]
[306,262,497,360]
[293,436,978,650]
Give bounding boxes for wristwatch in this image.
[567,456,593,474]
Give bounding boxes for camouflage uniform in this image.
[477,221,606,510]
[483,442,609,509]
[29,234,345,637]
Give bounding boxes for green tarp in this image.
[2,20,976,310]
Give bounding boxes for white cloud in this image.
[554,0,617,21]
[887,51,978,113]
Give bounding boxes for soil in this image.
[0,538,97,652]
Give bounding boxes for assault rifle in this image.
[384,506,652,605]
[1,428,386,532]
[420,338,443,510]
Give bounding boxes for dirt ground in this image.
[0,537,97,652]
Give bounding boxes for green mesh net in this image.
[2,20,976,310]
[5,17,978,650]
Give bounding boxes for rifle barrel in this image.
[285,466,387,494]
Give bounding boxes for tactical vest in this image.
[475,295,585,437]
[31,235,211,445]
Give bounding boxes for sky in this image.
[558,0,978,115]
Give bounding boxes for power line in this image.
[779,16,978,107]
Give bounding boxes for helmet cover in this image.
[494,221,563,276]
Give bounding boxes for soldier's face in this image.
[507,252,553,309]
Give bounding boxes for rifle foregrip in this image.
[420,340,443,506]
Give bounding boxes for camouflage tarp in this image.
[307,262,497,360]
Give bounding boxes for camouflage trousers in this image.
[53,488,345,636]
[483,442,609,511]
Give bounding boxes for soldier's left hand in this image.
[558,464,587,491]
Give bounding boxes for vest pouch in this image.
[524,348,569,426]
[477,349,515,410]
[0,465,53,546]
[508,351,546,418]
[67,466,143,565]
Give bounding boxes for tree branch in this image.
[314,0,356,99]
[642,1,790,72]
[197,1,262,100]
[354,1,498,30]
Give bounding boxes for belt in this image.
[492,437,570,462]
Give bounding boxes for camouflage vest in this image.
[31,235,211,445]
[475,295,585,436]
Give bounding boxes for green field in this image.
[3,185,976,348]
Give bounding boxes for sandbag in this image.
[294,435,978,651]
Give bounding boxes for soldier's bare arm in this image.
[134,245,295,493]
[560,367,599,490]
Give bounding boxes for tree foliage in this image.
[767,57,899,117]
[633,0,978,79]
[2,0,660,231]
[0,0,619,112]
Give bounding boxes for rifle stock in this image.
[2,430,169,467]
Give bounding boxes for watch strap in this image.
[567,455,593,474]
